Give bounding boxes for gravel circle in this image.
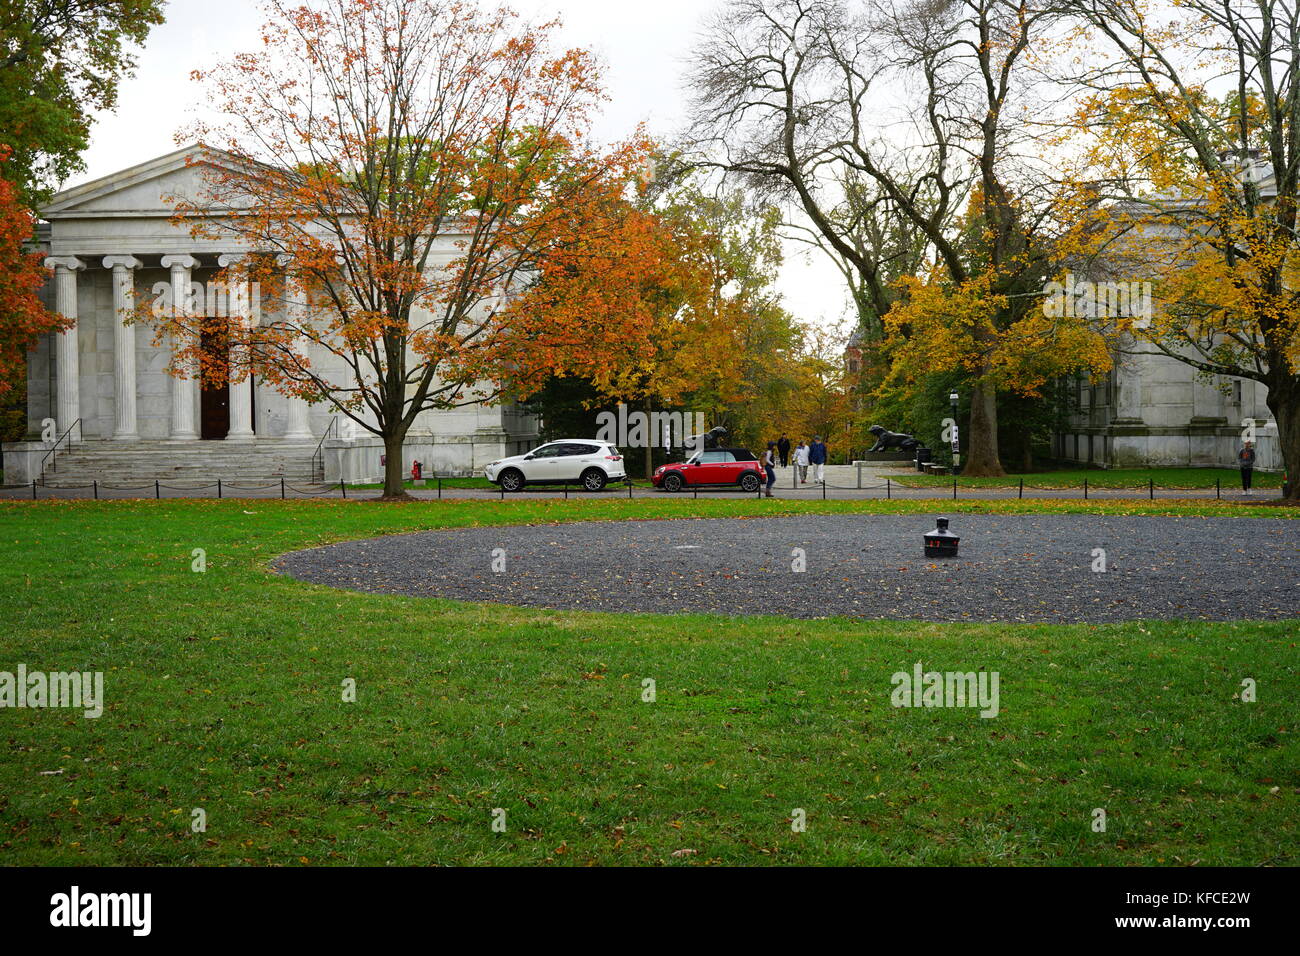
[272,514,1300,622]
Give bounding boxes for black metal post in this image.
[281,478,285,499]
[155,480,160,499]
[1019,478,1024,499]
[1084,477,1089,500]
[438,478,443,500]
[1149,478,1154,500]
[341,480,347,499]
[31,480,36,500]
[93,480,98,500]
[886,478,891,499]
[950,391,961,474]
[217,479,222,499]
[1216,478,1220,500]
[952,478,957,500]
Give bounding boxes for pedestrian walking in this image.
[777,434,791,468]
[1239,440,1256,495]
[794,441,809,483]
[809,435,828,484]
[763,442,777,497]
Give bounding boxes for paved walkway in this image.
[0,463,1267,502]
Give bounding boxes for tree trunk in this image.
[963,382,1005,476]
[381,426,411,500]
[1266,379,1300,501]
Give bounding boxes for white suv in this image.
[484,440,626,492]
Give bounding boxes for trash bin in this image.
[915,446,931,472]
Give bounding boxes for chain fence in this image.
[5,471,1279,502]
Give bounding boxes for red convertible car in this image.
[652,448,764,492]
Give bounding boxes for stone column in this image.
[161,254,200,440]
[218,254,255,440]
[43,257,86,439]
[103,255,143,441]
[282,276,314,441]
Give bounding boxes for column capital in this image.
[161,254,199,270]
[44,256,86,271]
[102,255,143,271]
[217,253,246,268]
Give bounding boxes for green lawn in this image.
[1,497,1296,865]
[892,466,1284,490]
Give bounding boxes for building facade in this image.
[4,146,538,486]
[1055,350,1281,470]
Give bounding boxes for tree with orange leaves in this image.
[0,147,65,406]
[504,171,793,477]
[154,0,648,498]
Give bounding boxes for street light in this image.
[949,391,961,472]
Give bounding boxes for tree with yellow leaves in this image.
[1065,0,1300,497]
[686,0,1114,475]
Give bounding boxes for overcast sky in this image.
[71,0,853,336]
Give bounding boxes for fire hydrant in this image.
[411,460,423,481]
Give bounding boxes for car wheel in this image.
[580,468,607,492]
[662,472,684,492]
[498,468,525,492]
[739,472,761,493]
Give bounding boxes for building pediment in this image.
[39,144,241,220]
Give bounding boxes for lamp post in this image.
[949,391,961,472]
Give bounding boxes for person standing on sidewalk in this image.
[777,434,791,468]
[809,435,828,484]
[763,442,777,497]
[1238,441,1256,495]
[794,441,809,483]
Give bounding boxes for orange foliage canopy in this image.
[0,147,65,400]
[501,187,747,411]
[145,0,652,457]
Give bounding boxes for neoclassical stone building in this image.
[4,146,538,486]
[1055,351,1280,470]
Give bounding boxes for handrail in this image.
[310,416,338,482]
[38,418,81,485]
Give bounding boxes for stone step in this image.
[36,439,320,486]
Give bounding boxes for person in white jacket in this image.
[794,441,810,484]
